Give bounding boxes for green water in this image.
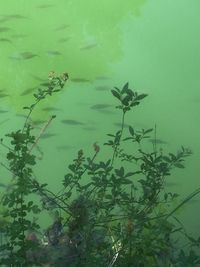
[0,0,199,239]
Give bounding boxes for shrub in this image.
[0,72,200,267]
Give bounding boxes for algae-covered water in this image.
[0,0,200,252]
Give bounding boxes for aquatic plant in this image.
[0,74,200,267]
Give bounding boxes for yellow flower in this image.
[48,71,55,80]
[60,72,69,81]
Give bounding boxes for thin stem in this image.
[111,111,125,166]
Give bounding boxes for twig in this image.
[28,115,56,153]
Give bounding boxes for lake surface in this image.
[0,0,199,239]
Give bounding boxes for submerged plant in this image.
[0,75,200,267]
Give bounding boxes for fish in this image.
[0,93,9,98]
[42,107,60,112]
[16,113,28,119]
[0,38,12,43]
[40,133,57,139]
[55,24,69,31]
[31,119,46,126]
[47,50,62,56]
[4,14,28,19]
[0,109,8,113]
[95,86,110,91]
[70,78,91,83]
[148,139,168,145]
[11,34,28,39]
[20,87,36,96]
[82,127,96,131]
[9,52,38,60]
[80,43,98,50]
[165,182,178,187]
[40,82,50,87]
[20,52,38,59]
[61,119,84,125]
[90,104,112,110]
[95,109,115,114]
[95,76,110,80]
[58,37,70,43]
[0,27,10,32]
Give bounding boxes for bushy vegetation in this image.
[0,72,200,267]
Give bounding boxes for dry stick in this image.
[28,115,56,153]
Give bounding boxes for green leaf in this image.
[144,128,153,134]
[174,163,184,168]
[121,95,130,106]
[111,90,121,100]
[115,167,124,177]
[124,172,135,178]
[129,126,134,136]
[122,179,132,184]
[122,82,129,93]
[135,93,148,101]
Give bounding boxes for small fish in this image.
[95,86,110,91]
[40,133,57,139]
[47,50,62,56]
[20,87,36,96]
[61,119,84,125]
[82,127,96,131]
[9,52,38,60]
[20,52,38,59]
[90,104,112,110]
[0,27,10,32]
[31,119,46,125]
[95,76,110,80]
[0,38,12,43]
[165,182,178,187]
[58,37,70,43]
[0,93,9,98]
[70,78,91,83]
[16,113,28,119]
[96,109,115,114]
[40,82,50,87]
[11,34,28,39]
[5,14,28,19]
[148,139,168,145]
[55,24,69,31]
[80,43,98,50]
[42,107,60,112]
[0,109,8,113]
[71,78,91,83]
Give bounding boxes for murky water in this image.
[0,0,199,250]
